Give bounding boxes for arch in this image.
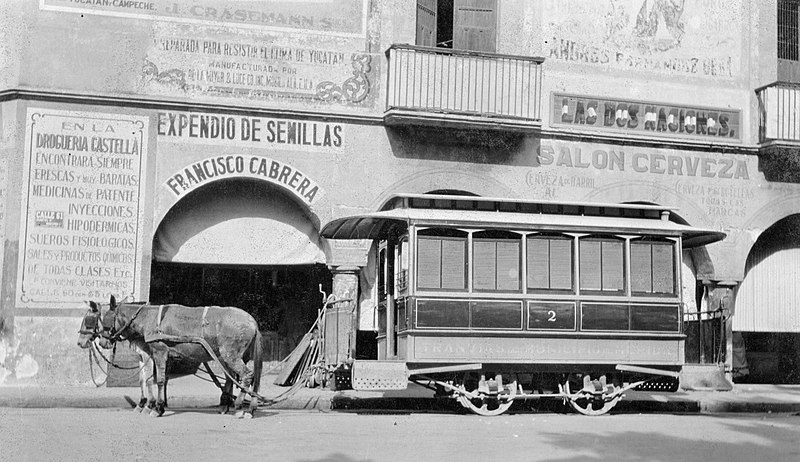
[152,178,327,265]
[734,213,800,332]
[370,169,515,211]
[157,155,329,230]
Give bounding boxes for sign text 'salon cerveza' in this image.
[552,93,741,143]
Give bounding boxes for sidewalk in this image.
[1,374,799,414]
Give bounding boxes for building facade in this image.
[0,0,798,386]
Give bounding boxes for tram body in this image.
[321,194,725,415]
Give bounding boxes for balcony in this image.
[757,81,800,143]
[385,44,544,133]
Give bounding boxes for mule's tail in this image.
[251,329,263,397]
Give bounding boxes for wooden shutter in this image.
[473,240,496,290]
[441,238,466,289]
[416,0,438,47]
[527,237,549,289]
[418,237,442,288]
[580,240,602,290]
[652,242,675,293]
[453,0,497,52]
[601,240,624,291]
[550,238,573,290]
[496,241,520,291]
[631,242,653,292]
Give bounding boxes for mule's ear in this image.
[110,294,116,308]
[89,301,99,313]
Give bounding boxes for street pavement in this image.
[1,372,799,415]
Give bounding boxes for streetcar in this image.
[319,193,725,416]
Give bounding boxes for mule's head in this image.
[77,301,102,349]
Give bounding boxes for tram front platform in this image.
[1,373,799,415]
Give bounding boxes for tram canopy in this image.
[320,194,725,249]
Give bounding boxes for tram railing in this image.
[684,309,727,364]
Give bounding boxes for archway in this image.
[150,179,331,362]
[734,214,800,383]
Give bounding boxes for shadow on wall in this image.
[386,126,540,166]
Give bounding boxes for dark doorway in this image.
[149,262,332,362]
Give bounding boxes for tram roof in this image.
[320,194,726,248]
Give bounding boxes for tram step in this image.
[351,360,409,391]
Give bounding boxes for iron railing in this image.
[386,44,544,122]
[756,81,800,142]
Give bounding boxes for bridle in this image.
[101,304,145,342]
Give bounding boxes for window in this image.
[396,238,409,291]
[416,0,497,52]
[473,230,521,292]
[527,235,574,292]
[377,246,387,302]
[416,229,467,290]
[579,237,624,293]
[779,0,799,61]
[631,239,676,295]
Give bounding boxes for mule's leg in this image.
[222,353,254,419]
[135,355,148,412]
[149,343,169,417]
[219,376,235,415]
[145,360,156,411]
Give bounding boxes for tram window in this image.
[396,239,409,291]
[579,237,624,293]
[631,239,676,295]
[378,247,387,302]
[473,230,521,292]
[527,235,574,292]
[581,303,630,331]
[417,229,467,290]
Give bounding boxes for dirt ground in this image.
[1,408,799,462]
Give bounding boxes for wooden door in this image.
[453,0,497,52]
[416,0,438,47]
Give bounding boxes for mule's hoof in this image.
[149,409,161,418]
[234,410,244,419]
[242,412,253,420]
[134,406,144,413]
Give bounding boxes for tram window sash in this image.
[416,229,468,291]
[472,231,522,293]
[378,245,387,303]
[526,235,574,293]
[579,236,625,294]
[630,239,677,296]
[396,238,409,292]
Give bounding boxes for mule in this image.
[78,301,235,414]
[79,297,262,418]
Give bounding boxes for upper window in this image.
[396,238,410,291]
[579,236,625,293]
[473,230,521,292]
[779,0,799,61]
[527,234,574,292]
[416,0,497,52]
[631,239,676,296]
[417,228,467,290]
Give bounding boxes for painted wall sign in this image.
[156,111,344,152]
[543,0,741,78]
[552,93,741,142]
[164,155,324,205]
[527,140,757,221]
[141,29,377,107]
[40,0,369,38]
[17,109,148,307]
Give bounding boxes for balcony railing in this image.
[757,81,800,143]
[385,44,543,129]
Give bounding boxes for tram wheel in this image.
[456,372,518,417]
[563,373,621,416]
